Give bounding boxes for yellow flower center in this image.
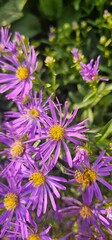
[75,170,83,184]
[16,66,29,81]
[29,109,40,118]
[83,168,97,187]
[80,205,92,219]
[49,124,65,141]
[10,141,24,158]
[75,169,97,187]
[29,172,45,187]
[4,192,19,210]
[3,237,8,240]
[27,234,41,240]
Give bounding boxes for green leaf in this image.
[98,120,112,141]
[77,84,87,96]
[0,0,28,25]
[39,0,63,20]
[11,13,41,38]
[15,0,28,11]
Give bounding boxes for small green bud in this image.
[104,50,110,58]
[99,36,107,45]
[45,56,55,68]
[63,23,70,30]
[81,21,87,28]
[103,10,110,20]
[72,21,79,30]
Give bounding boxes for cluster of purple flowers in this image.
[71,48,109,82]
[0,27,112,240]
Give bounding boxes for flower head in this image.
[80,56,109,82]
[20,160,67,216]
[71,48,84,63]
[0,174,35,239]
[0,127,35,176]
[28,99,89,168]
[4,90,51,137]
[0,31,38,99]
[74,151,112,201]
[27,226,51,240]
[59,193,112,238]
[73,146,89,166]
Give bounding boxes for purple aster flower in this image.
[59,193,112,238]
[4,225,51,240]
[70,151,112,201]
[71,48,83,63]
[0,174,36,239]
[73,146,89,166]
[4,90,51,137]
[0,127,36,176]
[80,56,109,82]
[0,33,38,99]
[20,160,67,216]
[0,27,11,54]
[26,226,52,240]
[60,231,103,240]
[28,99,89,168]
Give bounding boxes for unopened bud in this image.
[45,56,55,68]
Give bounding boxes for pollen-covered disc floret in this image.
[3,192,19,210]
[83,168,97,187]
[75,170,83,184]
[29,172,45,187]
[16,66,29,81]
[49,124,65,141]
[75,168,97,187]
[0,44,3,52]
[2,236,8,240]
[10,140,24,158]
[80,205,92,219]
[27,234,41,240]
[29,109,40,118]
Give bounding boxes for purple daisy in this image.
[26,226,52,240]
[80,56,109,82]
[0,33,38,99]
[0,27,11,54]
[0,127,36,176]
[71,48,83,64]
[60,231,104,240]
[4,225,51,240]
[20,159,67,216]
[73,146,89,166]
[68,151,112,201]
[28,99,89,168]
[4,90,51,137]
[0,174,36,239]
[59,193,112,238]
